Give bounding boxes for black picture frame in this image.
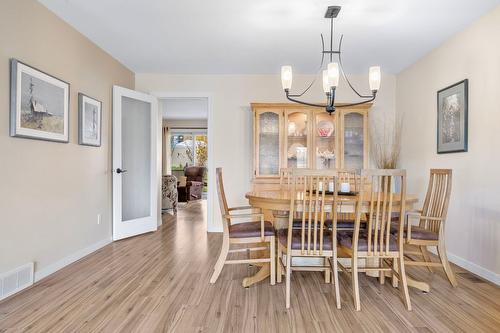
[437,79,468,154]
[78,93,102,147]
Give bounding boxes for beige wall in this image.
[136,73,396,232]
[397,6,500,282]
[0,0,134,277]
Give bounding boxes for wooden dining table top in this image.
[245,189,418,211]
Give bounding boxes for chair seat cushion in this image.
[277,229,334,250]
[292,218,366,230]
[339,231,398,252]
[229,221,275,238]
[390,223,439,241]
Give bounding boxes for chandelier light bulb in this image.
[281,66,293,90]
[327,62,340,87]
[322,70,331,93]
[369,66,381,92]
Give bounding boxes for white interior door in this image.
[112,86,160,241]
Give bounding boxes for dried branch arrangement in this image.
[370,116,403,169]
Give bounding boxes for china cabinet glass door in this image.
[314,112,337,169]
[257,111,281,176]
[343,112,365,169]
[285,111,309,168]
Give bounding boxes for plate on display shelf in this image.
[317,120,334,137]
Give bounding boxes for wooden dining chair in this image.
[277,169,341,309]
[288,169,362,232]
[336,169,364,231]
[279,167,293,189]
[210,168,276,285]
[395,169,457,287]
[338,169,412,311]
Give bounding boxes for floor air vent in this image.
[0,262,34,301]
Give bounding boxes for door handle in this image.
[116,168,127,174]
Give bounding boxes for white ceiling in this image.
[161,98,208,120]
[39,0,500,74]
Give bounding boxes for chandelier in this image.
[281,6,381,114]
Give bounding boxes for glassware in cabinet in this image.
[343,112,365,169]
[285,111,309,168]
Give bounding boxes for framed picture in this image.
[10,59,70,143]
[437,79,468,154]
[78,93,102,147]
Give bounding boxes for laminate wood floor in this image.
[1,200,500,332]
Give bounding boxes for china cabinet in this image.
[251,103,370,189]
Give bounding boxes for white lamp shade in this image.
[327,62,340,87]
[281,66,293,90]
[322,70,331,93]
[369,66,381,91]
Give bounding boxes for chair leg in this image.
[324,258,331,283]
[420,246,433,273]
[270,237,276,286]
[398,255,412,311]
[332,255,341,309]
[392,258,399,288]
[285,253,292,309]
[210,237,229,284]
[437,241,458,287]
[379,258,386,285]
[351,257,360,311]
[277,244,283,284]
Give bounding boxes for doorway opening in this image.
[158,96,211,226]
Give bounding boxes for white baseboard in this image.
[427,247,499,285]
[446,252,500,286]
[34,238,112,282]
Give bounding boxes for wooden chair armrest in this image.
[406,215,443,241]
[404,209,422,234]
[419,216,444,221]
[405,209,423,217]
[224,213,265,241]
[224,213,263,219]
[228,206,260,212]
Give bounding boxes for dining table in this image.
[243,189,431,292]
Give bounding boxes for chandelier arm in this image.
[338,35,374,99]
[320,33,325,67]
[286,33,327,98]
[336,94,376,108]
[285,91,326,108]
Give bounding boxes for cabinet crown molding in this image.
[250,102,373,110]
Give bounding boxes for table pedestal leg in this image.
[407,276,430,292]
[242,264,270,288]
[383,267,431,292]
